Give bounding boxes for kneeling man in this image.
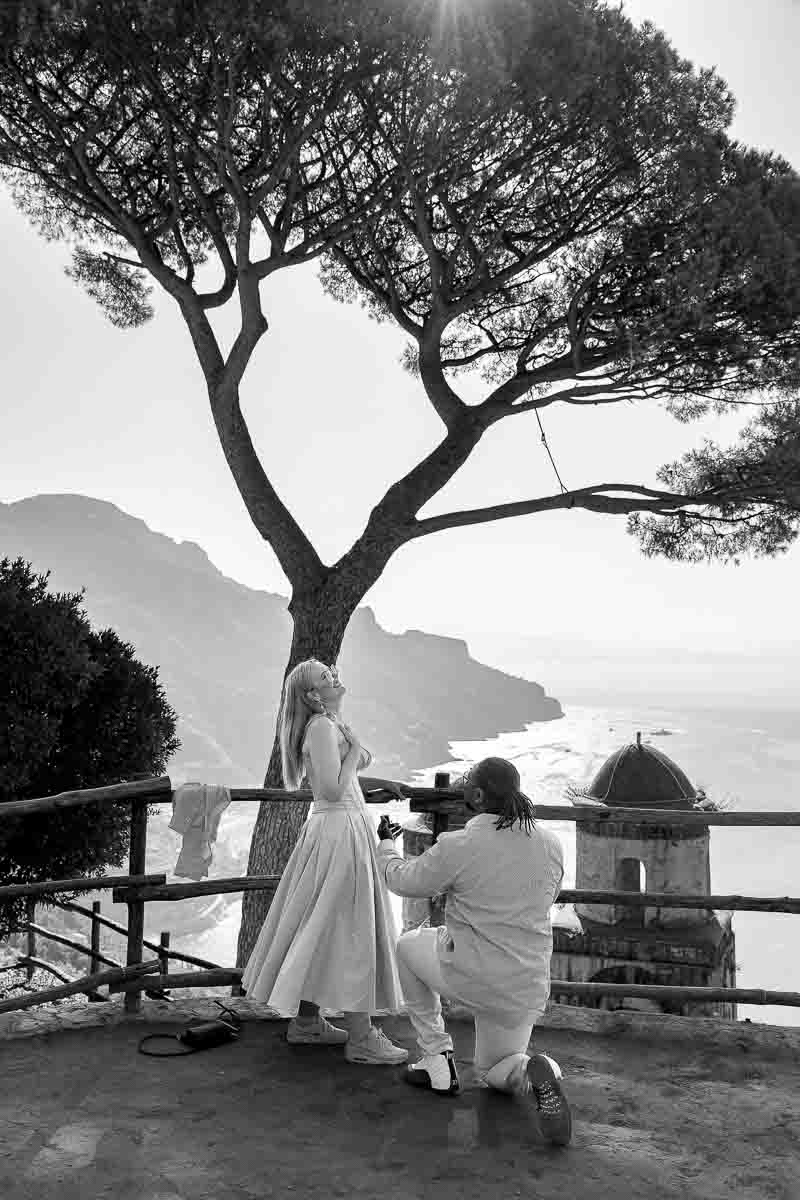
[376,757,571,1146]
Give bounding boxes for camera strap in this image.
[137,1001,242,1057]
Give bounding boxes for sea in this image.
[186,698,799,1028]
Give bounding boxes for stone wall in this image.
[575,823,712,926]
[550,948,736,1018]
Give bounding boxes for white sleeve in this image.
[376,835,461,898]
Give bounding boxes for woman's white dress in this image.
[241,716,404,1016]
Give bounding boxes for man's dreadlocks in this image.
[491,789,537,836]
[467,759,538,836]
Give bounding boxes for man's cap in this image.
[470,757,532,807]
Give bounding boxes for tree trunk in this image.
[234,590,356,972]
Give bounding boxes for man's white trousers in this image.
[396,923,537,1091]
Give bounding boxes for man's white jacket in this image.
[376,812,564,1022]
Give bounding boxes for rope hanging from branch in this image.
[535,409,568,494]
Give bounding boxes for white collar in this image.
[465,811,499,827]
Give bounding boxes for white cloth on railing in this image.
[169,782,231,880]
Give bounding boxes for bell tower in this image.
[552,735,737,1018]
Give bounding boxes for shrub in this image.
[0,557,180,933]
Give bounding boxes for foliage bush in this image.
[0,557,180,934]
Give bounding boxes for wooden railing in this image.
[0,890,228,1008]
[2,774,800,1018]
[0,864,225,1003]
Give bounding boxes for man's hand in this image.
[377,815,403,842]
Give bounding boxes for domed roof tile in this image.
[586,733,698,809]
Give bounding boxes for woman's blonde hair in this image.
[279,659,326,790]
[279,657,372,789]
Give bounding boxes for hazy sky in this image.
[2,1,799,681]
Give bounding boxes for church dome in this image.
[584,733,699,809]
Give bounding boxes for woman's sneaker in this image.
[525,1054,572,1146]
[403,1050,460,1095]
[344,1026,409,1065]
[286,1015,349,1045]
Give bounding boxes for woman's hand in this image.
[381,781,406,802]
[362,779,407,802]
[338,722,362,759]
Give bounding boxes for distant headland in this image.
[0,494,563,782]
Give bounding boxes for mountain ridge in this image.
[0,493,563,784]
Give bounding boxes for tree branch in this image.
[340,412,492,577]
[207,370,326,590]
[507,380,647,416]
[409,483,711,539]
[175,292,225,384]
[476,351,622,421]
[418,329,468,430]
[181,160,237,307]
[226,266,267,391]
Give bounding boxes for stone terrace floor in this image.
[1,996,799,1200]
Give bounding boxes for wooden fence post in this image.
[90,901,101,972]
[431,771,451,842]
[124,798,148,1014]
[88,900,103,1002]
[158,932,170,979]
[25,896,36,983]
[429,772,451,928]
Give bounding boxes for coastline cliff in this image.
[0,494,562,783]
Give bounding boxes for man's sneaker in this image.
[286,1015,349,1045]
[521,1053,572,1146]
[403,1051,460,1095]
[344,1026,409,1065]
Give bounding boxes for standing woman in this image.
[241,659,409,1064]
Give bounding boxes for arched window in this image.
[589,964,662,1012]
[615,857,646,926]
[617,857,646,891]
